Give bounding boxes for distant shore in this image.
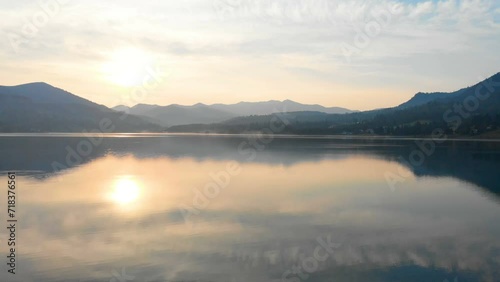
[1,131,500,142]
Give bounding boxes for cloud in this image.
[0,0,499,110]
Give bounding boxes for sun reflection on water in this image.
[109,177,141,205]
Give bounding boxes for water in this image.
[0,134,499,282]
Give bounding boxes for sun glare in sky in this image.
[101,48,154,87]
[1,1,499,109]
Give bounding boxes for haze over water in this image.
[0,135,499,282]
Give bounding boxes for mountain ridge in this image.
[397,73,500,109]
[2,72,499,134]
[167,72,500,136]
[112,99,355,126]
[0,83,162,132]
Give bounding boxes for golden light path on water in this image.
[109,177,141,205]
[8,154,500,282]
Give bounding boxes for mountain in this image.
[397,92,451,109]
[168,73,500,136]
[3,73,499,135]
[113,100,354,127]
[0,82,162,132]
[113,103,236,126]
[210,99,353,115]
[396,81,481,109]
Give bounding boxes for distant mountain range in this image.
[1,72,499,136]
[168,73,500,136]
[112,100,354,126]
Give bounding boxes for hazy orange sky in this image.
[1,0,499,111]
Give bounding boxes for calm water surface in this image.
[0,135,499,282]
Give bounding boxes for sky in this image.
[0,0,499,111]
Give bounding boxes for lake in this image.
[0,134,499,282]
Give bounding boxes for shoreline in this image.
[1,132,500,142]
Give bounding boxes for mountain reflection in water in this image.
[0,135,499,282]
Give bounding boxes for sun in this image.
[101,47,153,87]
[110,177,141,205]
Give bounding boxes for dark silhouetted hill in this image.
[168,73,500,136]
[0,83,162,132]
